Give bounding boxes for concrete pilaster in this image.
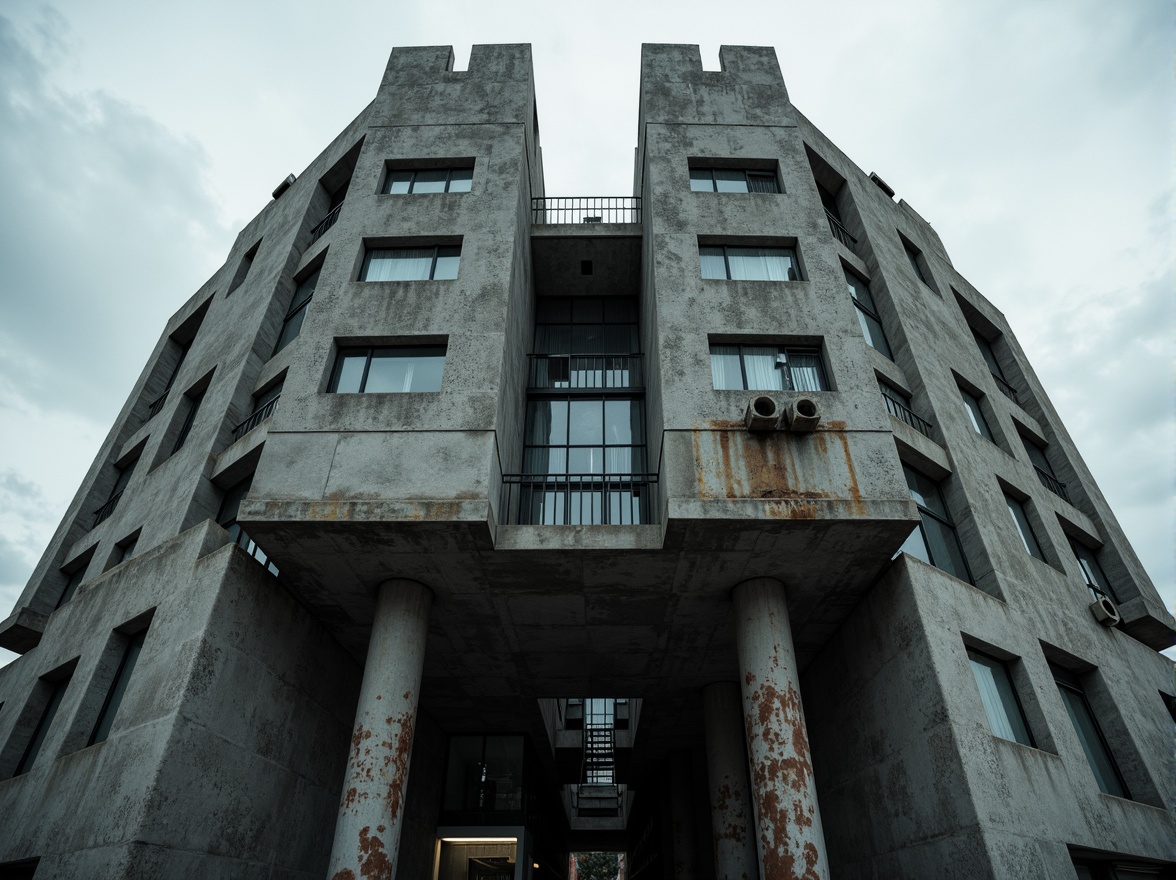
[704,681,758,880]
[669,749,698,879]
[327,578,432,880]
[732,577,829,880]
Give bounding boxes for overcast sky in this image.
[1,0,1172,667]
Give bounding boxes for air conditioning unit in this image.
[744,396,780,432]
[785,396,822,432]
[1089,595,1121,627]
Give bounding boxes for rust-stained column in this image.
[327,578,432,880]
[669,749,698,879]
[703,681,758,880]
[732,577,829,880]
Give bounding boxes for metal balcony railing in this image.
[991,372,1019,403]
[528,354,643,390]
[500,474,658,525]
[309,203,343,242]
[147,391,169,419]
[231,395,280,440]
[532,197,641,225]
[92,491,123,528]
[1033,465,1070,503]
[883,394,934,438]
[825,210,858,249]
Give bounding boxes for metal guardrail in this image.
[883,394,934,438]
[991,372,1019,403]
[500,474,658,525]
[825,211,858,249]
[1034,465,1070,503]
[532,197,641,225]
[528,354,642,390]
[92,491,124,528]
[309,203,343,242]
[231,396,280,440]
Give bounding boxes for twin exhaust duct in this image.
[743,395,822,433]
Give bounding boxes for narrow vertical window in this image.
[13,677,71,776]
[960,388,994,441]
[896,464,972,583]
[56,564,87,608]
[1004,494,1045,560]
[172,390,204,453]
[273,268,319,355]
[845,270,892,359]
[903,241,929,286]
[1051,664,1129,798]
[88,629,148,745]
[967,648,1034,746]
[1068,538,1118,603]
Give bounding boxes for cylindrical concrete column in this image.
[327,578,433,880]
[668,749,698,879]
[732,577,829,880]
[703,681,758,880]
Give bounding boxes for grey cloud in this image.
[0,12,227,423]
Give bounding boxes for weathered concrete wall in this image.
[0,522,359,876]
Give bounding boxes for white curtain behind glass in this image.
[743,347,784,390]
[363,248,433,281]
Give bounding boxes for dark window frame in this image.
[273,268,320,355]
[172,390,204,453]
[1068,537,1119,603]
[709,343,829,392]
[382,167,473,194]
[699,245,801,281]
[1050,663,1130,799]
[844,269,893,359]
[966,647,1036,747]
[13,677,71,776]
[328,345,448,394]
[88,628,148,746]
[1005,493,1046,561]
[689,167,780,194]
[899,464,974,584]
[359,245,461,282]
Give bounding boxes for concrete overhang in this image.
[0,605,49,653]
[531,226,641,299]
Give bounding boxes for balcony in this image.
[991,371,1019,403]
[883,394,934,438]
[92,491,123,528]
[309,203,342,242]
[500,474,658,525]
[825,210,858,250]
[528,354,643,391]
[1034,465,1070,503]
[231,395,280,441]
[532,197,641,225]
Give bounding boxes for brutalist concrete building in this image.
[0,42,1172,880]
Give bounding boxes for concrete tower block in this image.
[467,43,534,81]
[383,45,456,81]
[640,43,705,81]
[719,45,787,92]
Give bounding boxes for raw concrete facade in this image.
[0,42,1173,880]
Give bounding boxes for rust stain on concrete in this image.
[357,825,392,880]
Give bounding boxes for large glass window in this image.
[845,270,892,359]
[689,167,779,193]
[1069,538,1118,603]
[273,268,319,355]
[710,344,827,392]
[960,388,994,441]
[1005,494,1045,560]
[1051,664,1129,798]
[383,167,472,194]
[89,629,147,745]
[897,464,973,583]
[524,398,645,477]
[329,346,446,393]
[700,246,799,281]
[217,474,279,576]
[360,246,460,281]
[967,648,1034,746]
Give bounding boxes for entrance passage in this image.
[437,838,518,880]
[570,851,625,880]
